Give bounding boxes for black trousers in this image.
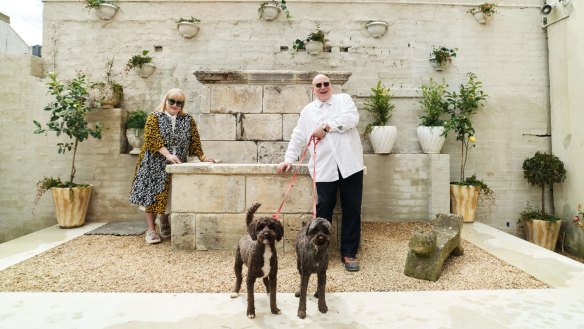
[316,169,363,258]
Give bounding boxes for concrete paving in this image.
[1,222,584,329]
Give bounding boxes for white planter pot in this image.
[430,59,449,71]
[472,11,492,25]
[305,40,324,55]
[366,21,388,38]
[126,128,144,154]
[96,3,118,20]
[260,4,281,21]
[177,22,200,38]
[417,126,446,154]
[368,126,397,154]
[138,63,156,78]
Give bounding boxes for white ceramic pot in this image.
[305,40,324,55]
[366,21,388,38]
[260,4,281,21]
[139,63,156,78]
[126,128,144,154]
[368,126,397,154]
[96,3,118,20]
[417,126,446,154]
[177,22,200,38]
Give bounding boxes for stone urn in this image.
[366,21,388,38]
[430,59,449,71]
[260,3,281,21]
[96,3,119,20]
[177,22,200,38]
[471,11,492,25]
[524,219,561,251]
[417,126,446,154]
[126,128,144,154]
[305,41,324,55]
[450,184,479,223]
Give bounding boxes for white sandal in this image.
[145,230,161,244]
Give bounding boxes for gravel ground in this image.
[0,222,548,293]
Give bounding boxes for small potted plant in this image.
[468,2,498,25]
[125,50,155,78]
[417,78,448,154]
[126,109,148,154]
[258,0,291,22]
[443,72,494,222]
[84,0,119,20]
[364,80,397,154]
[176,16,201,38]
[366,20,389,38]
[303,26,328,55]
[520,151,566,250]
[88,57,124,108]
[429,46,457,71]
[33,72,103,228]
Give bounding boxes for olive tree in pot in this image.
[364,80,397,154]
[33,72,103,228]
[443,72,495,222]
[520,151,567,250]
[417,78,448,154]
[126,109,147,154]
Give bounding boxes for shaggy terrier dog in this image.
[230,202,284,319]
[295,217,332,319]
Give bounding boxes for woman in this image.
[129,88,214,244]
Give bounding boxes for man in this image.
[277,74,365,272]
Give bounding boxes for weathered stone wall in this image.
[0,0,552,242]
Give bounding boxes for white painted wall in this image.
[0,13,31,55]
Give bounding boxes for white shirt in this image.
[284,93,364,182]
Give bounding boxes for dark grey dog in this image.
[295,217,332,319]
[230,202,284,319]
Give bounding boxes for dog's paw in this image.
[230,292,239,298]
[247,313,256,319]
[319,304,328,314]
[294,291,300,298]
[297,311,306,319]
[271,307,281,315]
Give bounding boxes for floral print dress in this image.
[129,111,204,214]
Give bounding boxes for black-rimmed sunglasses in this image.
[314,82,330,88]
[167,98,184,107]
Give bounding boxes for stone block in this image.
[195,213,246,250]
[241,113,282,141]
[171,175,246,213]
[258,142,288,164]
[171,213,197,250]
[246,175,314,213]
[210,85,262,114]
[197,113,237,140]
[282,114,300,141]
[200,141,257,163]
[263,85,311,114]
[404,214,464,281]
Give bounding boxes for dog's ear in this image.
[273,219,284,242]
[247,221,258,240]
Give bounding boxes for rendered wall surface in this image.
[0,0,553,242]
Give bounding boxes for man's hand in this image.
[310,124,328,140]
[276,162,292,173]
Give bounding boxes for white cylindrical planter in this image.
[417,126,446,154]
[139,63,156,78]
[177,22,200,38]
[369,126,397,154]
[260,4,281,21]
[96,3,118,20]
[366,21,388,38]
[305,41,324,55]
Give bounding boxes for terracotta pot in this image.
[450,184,479,223]
[51,186,93,228]
[524,219,561,251]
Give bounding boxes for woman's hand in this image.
[203,158,216,163]
[165,154,182,164]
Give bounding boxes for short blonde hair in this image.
[156,88,187,116]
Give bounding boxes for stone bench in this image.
[404,213,464,281]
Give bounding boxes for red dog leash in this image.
[273,136,319,220]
